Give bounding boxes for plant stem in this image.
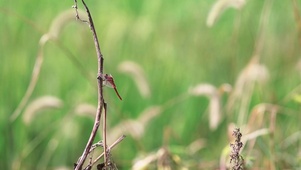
[73,0,105,169]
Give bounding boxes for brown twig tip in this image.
[230,128,245,170]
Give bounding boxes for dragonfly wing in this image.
[103,80,114,88]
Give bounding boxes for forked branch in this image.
[73,0,104,169]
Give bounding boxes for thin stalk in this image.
[73,0,105,169]
[103,103,108,167]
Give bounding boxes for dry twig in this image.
[72,0,125,169]
[72,0,105,169]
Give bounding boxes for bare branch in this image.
[73,0,105,169]
[90,135,126,168]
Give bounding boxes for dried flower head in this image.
[230,128,245,170]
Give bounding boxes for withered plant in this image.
[71,0,125,169]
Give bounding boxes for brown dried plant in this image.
[230,128,245,170]
[72,0,126,169]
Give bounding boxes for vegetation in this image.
[1,0,300,169]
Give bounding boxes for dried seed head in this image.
[23,96,63,125]
[118,61,151,98]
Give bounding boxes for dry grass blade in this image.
[74,103,97,119]
[137,106,162,125]
[133,147,180,170]
[243,128,270,167]
[244,103,278,168]
[230,57,269,101]
[187,138,206,155]
[207,0,246,27]
[107,106,162,143]
[226,0,272,125]
[227,56,269,125]
[49,9,87,40]
[157,147,173,170]
[247,103,278,133]
[118,61,151,98]
[246,104,266,133]
[40,9,87,45]
[53,167,72,170]
[133,152,158,170]
[10,47,44,122]
[189,83,217,96]
[209,94,221,130]
[243,128,269,142]
[189,83,223,130]
[10,9,86,122]
[22,96,63,125]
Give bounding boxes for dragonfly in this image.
[99,73,122,100]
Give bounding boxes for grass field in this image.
[1,0,301,169]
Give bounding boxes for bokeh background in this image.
[1,0,301,169]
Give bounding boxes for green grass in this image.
[1,0,301,169]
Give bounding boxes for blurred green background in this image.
[1,0,301,169]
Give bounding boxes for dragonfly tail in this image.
[114,88,122,100]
